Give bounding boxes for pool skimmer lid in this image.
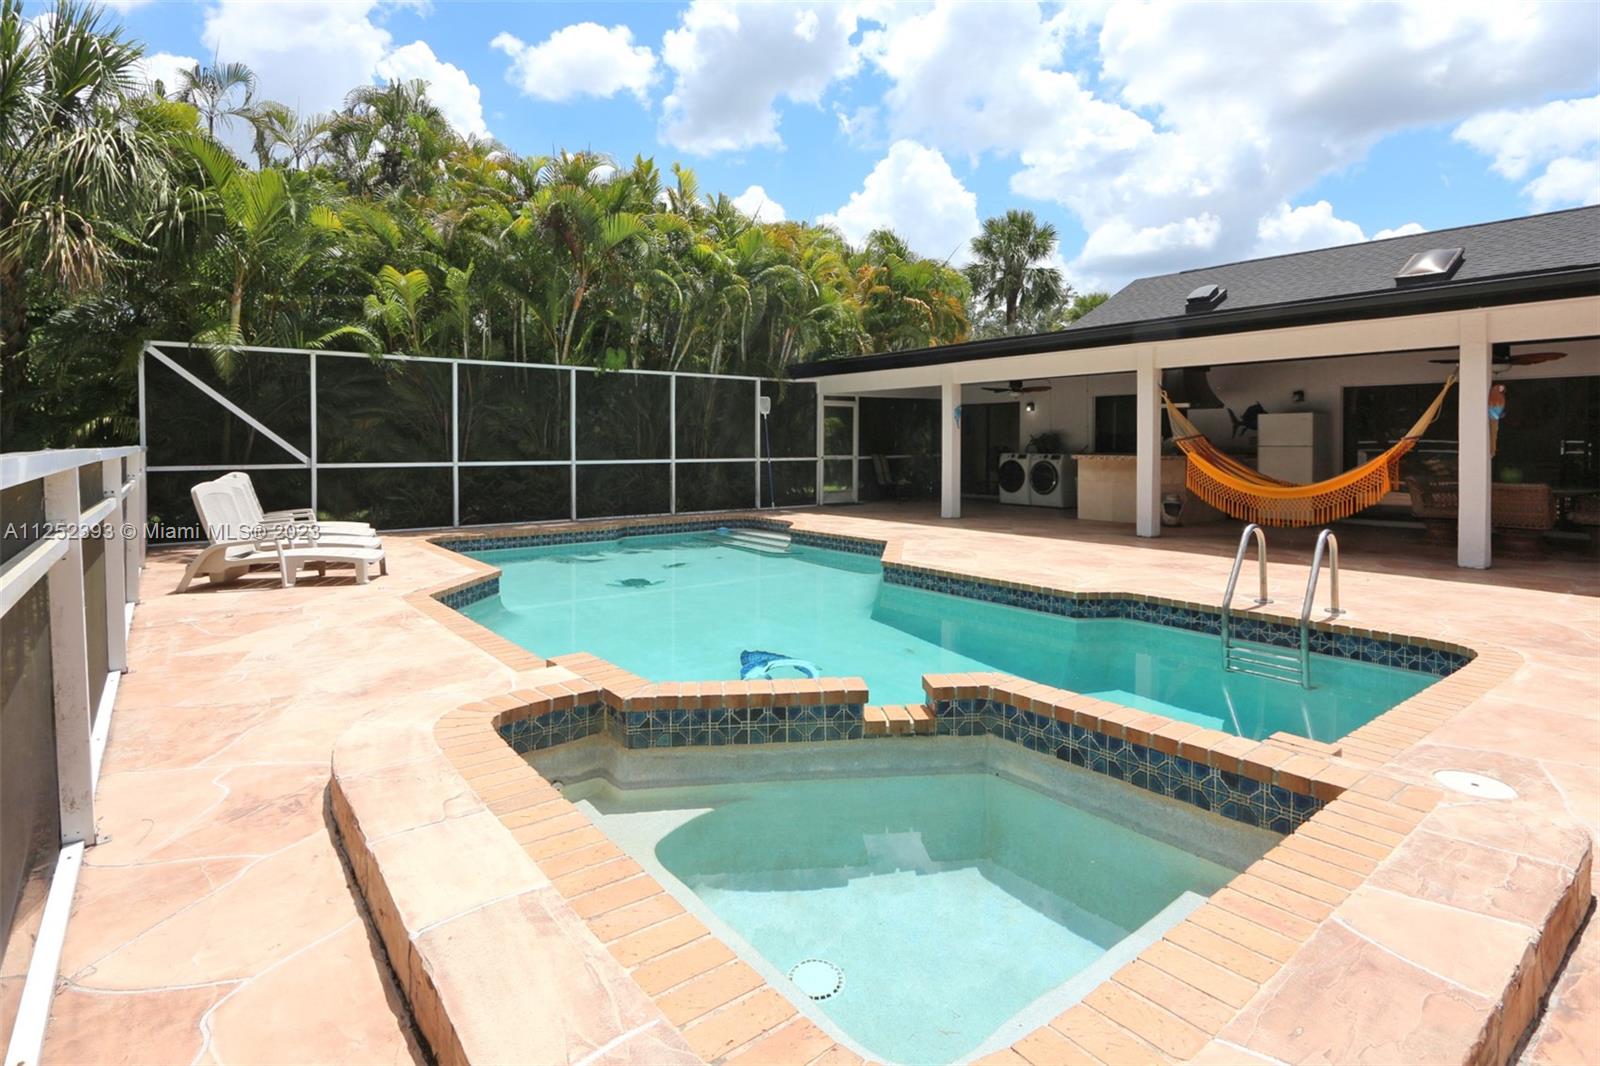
[788,959,843,1000]
[1432,769,1517,800]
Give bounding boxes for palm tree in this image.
[504,151,645,363]
[0,0,177,437]
[329,80,453,195]
[174,60,257,139]
[964,209,1068,334]
[1064,291,1110,323]
[249,101,328,170]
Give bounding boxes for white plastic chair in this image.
[177,478,387,592]
[222,471,376,538]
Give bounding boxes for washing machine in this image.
[997,452,1031,505]
[1028,453,1070,508]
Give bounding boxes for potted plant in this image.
[1026,430,1065,454]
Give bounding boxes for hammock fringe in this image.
[1162,374,1456,528]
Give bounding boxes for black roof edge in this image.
[789,266,1600,379]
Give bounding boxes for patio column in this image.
[940,376,961,519]
[1457,315,1492,568]
[1135,348,1161,538]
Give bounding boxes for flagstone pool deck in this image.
[38,504,1598,1065]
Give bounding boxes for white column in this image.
[1457,314,1492,569]
[43,469,94,845]
[940,376,961,519]
[1135,348,1161,538]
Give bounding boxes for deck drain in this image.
[788,959,843,1000]
[1432,769,1517,800]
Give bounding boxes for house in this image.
[791,205,1600,568]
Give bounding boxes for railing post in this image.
[124,451,145,603]
[42,469,94,845]
[100,458,127,674]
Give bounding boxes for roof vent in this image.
[1395,247,1463,284]
[1185,283,1226,311]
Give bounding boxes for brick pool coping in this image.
[329,514,1592,1065]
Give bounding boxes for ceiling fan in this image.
[1429,350,1568,368]
[982,379,1052,396]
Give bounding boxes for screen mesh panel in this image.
[459,466,570,526]
[575,373,670,461]
[577,464,670,518]
[676,377,755,460]
[143,346,311,466]
[760,381,817,458]
[676,462,756,513]
[761,460,818,507]
[458,364,570,462]
[317,467,452,529]
[317,357,452,463]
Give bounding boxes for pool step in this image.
[717,528,792,555]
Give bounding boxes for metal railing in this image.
[1,447,147,1066]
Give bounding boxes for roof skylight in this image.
[1395,247,1464,283]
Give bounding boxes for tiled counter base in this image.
[332,650,1590,1066]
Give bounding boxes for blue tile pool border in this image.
[431,518,1469,679]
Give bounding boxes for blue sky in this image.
[102,0,1600,291]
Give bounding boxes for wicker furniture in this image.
[1407,475,1558,555]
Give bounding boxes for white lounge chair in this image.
[222,471,376,538]
[217,476,381,551]
[177,478,387,592]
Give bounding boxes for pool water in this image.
[464,532,1434,741]
[567,769,1257,1064]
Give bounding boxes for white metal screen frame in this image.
[139,343,825,529]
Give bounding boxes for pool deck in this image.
[40,503,1599,1065]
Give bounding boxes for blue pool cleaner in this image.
[739,649,820,680]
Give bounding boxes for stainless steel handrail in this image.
[1220,523,1271,670]
[1296,529,1344,687]
[1222,523,1271,610]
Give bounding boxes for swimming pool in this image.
[463,531,1436,741]
[557,744,1273,1064]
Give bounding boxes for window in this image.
[1095,394,1136,453]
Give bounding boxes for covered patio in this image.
[795,208,1600,571]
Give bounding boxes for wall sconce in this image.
[1025,401,1037,413]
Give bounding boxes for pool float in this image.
[739,649,820,680]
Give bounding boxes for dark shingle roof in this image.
[1074,205,1600,328]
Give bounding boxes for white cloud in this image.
[376,41,490,139]
[730,184,786,222]
[491,23,656,103]
[1454,95,1600,209]
[860,1,1599,286]
[1525,156,1600,209]
[661,1,863,153]
[197,1,493,148]
[1253,201,1367,257]
[202,0,393,119]
[104,0,154,11]
[134,51,199,95]
[819,140,979,263]
[1373,222,1427,241]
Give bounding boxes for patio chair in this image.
[223,471,376,538]
[219,474,380,550]
[177,478,387,592]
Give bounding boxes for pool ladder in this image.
[1220,524,1344,688]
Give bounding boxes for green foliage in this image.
[965,209,1072,338]
[2,5,1068,450]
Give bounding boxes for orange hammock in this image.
[1162,374,1456,527]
